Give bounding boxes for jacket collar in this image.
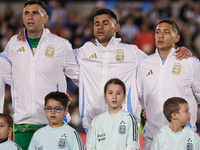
[155,48,176,60]
[95,37,121,50]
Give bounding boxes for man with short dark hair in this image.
[2,0,79,149]
[137,20,200,150]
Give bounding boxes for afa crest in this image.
[116,49,124,62]
[118,121,126,135]
[45,45,55,57]
[172,62,181,75]
[58,138,67,149]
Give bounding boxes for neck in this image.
[108,107,121,114]
[169,122,184,132]
[49,122,64,128]
[0,137,8,143]
[158,48,172,59]
[27,29,43,39]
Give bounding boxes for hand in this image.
[67,93,72,107]
[17,28,26,42]
[175,46,192,60]
[142,109,146,123]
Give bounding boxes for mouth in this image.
[112,101,117,104]
[98,31,104,36]
[157,41,164,45]
[50,116,56,119]
[27,22,34,26]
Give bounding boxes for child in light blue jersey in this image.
[0,113,22,150]
[151,97,200,150]
[86,78,140,150]
[28,91,84,150]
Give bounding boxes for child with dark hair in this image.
[28,91,84,150]
[0,113,22,150]
[151,97,200,150]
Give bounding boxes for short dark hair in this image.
[104,78,126,95]
[163,97,188,122]
[94,8,117,22]
[158,19,179,34]
[0,113,13,128]
[24,0,48,14]
[44,91,68,107]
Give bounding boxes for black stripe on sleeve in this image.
[128,113,139,142]
[73,131,84,150]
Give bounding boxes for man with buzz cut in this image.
[2,0,79,149]
[137,19,200,150]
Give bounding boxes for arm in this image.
[63,40,79,87]
[191,57,200,104]
[150,135,159,150]
[0,56,12,113]
[70,130,84,150]
[175,46,192,60]
[85,119,97,150]
[126,114,140,150]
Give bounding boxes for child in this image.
[0,113,22,150]
[86,78,140,150]
[28,91,84,150]
[151,97,200,150]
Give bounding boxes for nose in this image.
[112,94,117,99]
[28,13,33,19]
[158,32,164,38]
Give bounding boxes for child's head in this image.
[164,97,190,125]
[104,78,126,113]
[44,91,69,127]
[0,113,13,142]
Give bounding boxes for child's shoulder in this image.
[0,138,22,150]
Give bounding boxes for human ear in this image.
[43,14,49,24]
[64,108,69,116]
[115,23,120,33]
[8,127,13,134]
[171,112,178,120]
[175,34,180,43]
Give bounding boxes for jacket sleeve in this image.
[70,130,84,150]
[63,40,79,87]
[85,118,97,150]
[150,134,159,150]
[136,63,145,109]
[126,114,140,150]
[190,57,200,104]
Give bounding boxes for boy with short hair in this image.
[151,97,200,150]
[28,91,84,150]
[0,113,22,150]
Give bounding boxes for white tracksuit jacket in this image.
[0,55,11,113]
[137,48,200,143]
[75,37,147,129]
[3,28,79,124]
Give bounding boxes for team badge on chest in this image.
[186,138,194,150]
[45,45,55,57]
[172,62,181,75]
[116,49,124,62]
[118,121,126,135]
[58,138,67,149]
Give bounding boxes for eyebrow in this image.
[94,20,110,24]
[156,29,171,31]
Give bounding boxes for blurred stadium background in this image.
[1,0,200,149]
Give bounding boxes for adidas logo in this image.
[17,47,25,52]
[89,53,97,59]
[146,69,153,76]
